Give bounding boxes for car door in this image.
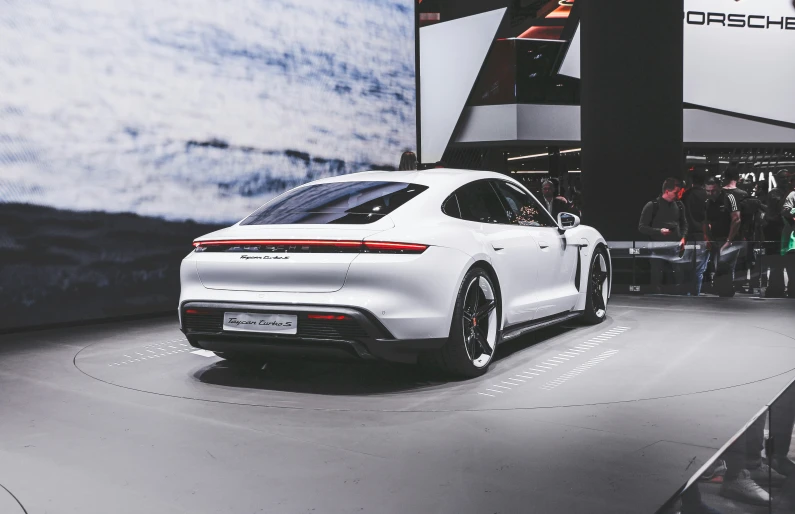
[447,180,541,326]
[490,180,580,319]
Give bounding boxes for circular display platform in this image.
[74,303,795,413]
[0,485,25,514]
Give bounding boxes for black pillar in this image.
[414,0,422,163]
[580,1,684,241]
[548,147,561,179]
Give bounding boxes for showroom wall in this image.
[0,0,416,330]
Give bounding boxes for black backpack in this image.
[736,193,763,240]
[764,188,786,228]
[650,198,686,235]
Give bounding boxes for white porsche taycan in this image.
[179,169,611,377]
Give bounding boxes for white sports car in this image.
[179,169,611,377]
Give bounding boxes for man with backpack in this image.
[638,177,688,294]
[704,177,744,297]
[723,167,763,293]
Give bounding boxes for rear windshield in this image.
[240,181,429,225]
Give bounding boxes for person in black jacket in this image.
[783,174,795,298]
[540,179,573,220]
[764,170,792,297]
[682,170,710,295]
[638,177,688,293]
[704,178,744,297]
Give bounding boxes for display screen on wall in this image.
[0,0,416,330]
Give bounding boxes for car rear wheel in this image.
[582,247,610,324]
[434,267,500,378]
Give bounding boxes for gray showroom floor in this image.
[1,296,794,514]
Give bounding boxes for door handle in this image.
[492,245,504,251]
[538,241,550,249]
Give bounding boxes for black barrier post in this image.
[632,242,637,293]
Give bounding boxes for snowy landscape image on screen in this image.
[1,0,416,222]
[0,0,415,328]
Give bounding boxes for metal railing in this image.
[657,376,795,513]
[607,240,794,297]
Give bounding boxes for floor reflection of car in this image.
[179,169,611,377]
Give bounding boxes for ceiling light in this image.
[507,152,548,162]
[507,148,581,161]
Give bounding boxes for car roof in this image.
[311,168,517,190]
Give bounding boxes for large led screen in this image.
[0,0,416,330]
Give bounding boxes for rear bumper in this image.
[180,301,447,364]
[180,245,474,341]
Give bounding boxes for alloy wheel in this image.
[591,253,609,318]
[461,275,498,368]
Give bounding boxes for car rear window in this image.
[240,181,429,225]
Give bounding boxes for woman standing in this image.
[398,151,417,171]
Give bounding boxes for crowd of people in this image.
[638,167,795,297]
[397,152,795,298]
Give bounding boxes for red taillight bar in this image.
[193,240,362,248]
[362,241,428,252]
[192,240,428,252]
[307,314,347,320]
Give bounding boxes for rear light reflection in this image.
[363,241,428,252]
[185,309,212,315]
[191,240,428,254]
[307,314,347,320]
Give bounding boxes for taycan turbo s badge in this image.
[239,255,290,260]
[223,312,298,334]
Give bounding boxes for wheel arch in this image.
[575,239,612,311]
[593,241,612,299]
[470,259,504,331]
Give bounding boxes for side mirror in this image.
[557,212,580,231]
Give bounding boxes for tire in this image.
[433,267,500,378]
[582,247,610,325]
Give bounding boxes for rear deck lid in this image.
[193,224,393,293]
[193,180,429,293]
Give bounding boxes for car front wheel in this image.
[582,247,610,324]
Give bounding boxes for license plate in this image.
[222,312,298,335]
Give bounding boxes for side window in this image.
[452,181,509,224]
[492,180,558,228]
[442,194,462,219]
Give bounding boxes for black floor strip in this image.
[0,482,28,514]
